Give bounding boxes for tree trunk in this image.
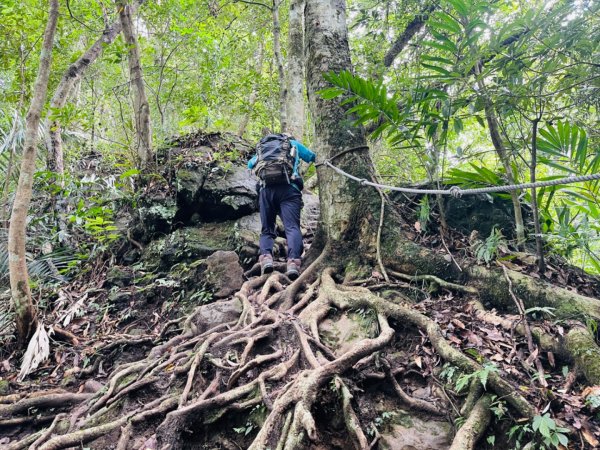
[483,102,526,247]
[383,3,435,68]
[237,40,265,137]
[475,63,526,247]
[8,0,60,346]
[305,0,384,256]
[46,17,124,176]
[286,0,305,139]
[272,0,288,131]
[530,118,546,272]
[118,0,153,169]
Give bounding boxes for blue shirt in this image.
[248,139,316,189]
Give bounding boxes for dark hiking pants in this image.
[259,184,303,260]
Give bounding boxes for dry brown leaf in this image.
[547,352,555,368]
[448,335,461,345]
[451,319,466,329]
[582,429,600,447]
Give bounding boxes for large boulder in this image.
[176,163,258,224]
[141,222,236,271]
[443,193,520,239]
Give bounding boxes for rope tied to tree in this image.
[321,160,600,196]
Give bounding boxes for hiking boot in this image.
[259,254,274,275]
[286,259,301,280]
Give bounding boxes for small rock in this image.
[105,266,133,288]
[204,251,244,298]
[108,291,132,306]
[83,380,104,393]
[379,411,451,450]
[188,298,243,334]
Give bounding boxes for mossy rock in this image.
[105,266,134,288]
[141,222,236,271]
[138,198,177,235]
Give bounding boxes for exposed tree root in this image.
[8,249,600,450]
[388,270,478,295]
[336,376,370,450]
[449,394,492,450]
[564,326,600,385]
[382,358,445,416]
[0,393,92,418]
[469,265,600,321]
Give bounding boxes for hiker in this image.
[248,132,316,279]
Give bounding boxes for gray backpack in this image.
[254,134,296,186]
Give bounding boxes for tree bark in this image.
[46,16,124,176]
[237,41,265,137]
[530,118,546,272]
[475,63,526,247]
[272,0,288,131]
[305,0,383,253]
[8,0,60,346]
[286,0,305,139]
[383,4,435,68]
[118,0,153,169]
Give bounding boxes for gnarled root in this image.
[449,394,492,450]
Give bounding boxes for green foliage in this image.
[455,363,499,392]
[321,70,408,143]
[508,414,570,450]
[531,414,570,449]
[233,420,255,436]
[351,307,379,337]
[473,227,507,264]
[367,411,397,437]
[417,195,430,233]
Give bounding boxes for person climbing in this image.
[248,131,316,279]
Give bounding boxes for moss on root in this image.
[470,266,600,321]
[565,327,600,385]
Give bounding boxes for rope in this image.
[322,160,600,198]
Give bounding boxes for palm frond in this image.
[0,228,77,287]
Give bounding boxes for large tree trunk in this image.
[286,0,305,139]
[118,0,153,169]
[305,0,382,254]
[8,0,60,346]
[46,17,124,176]
[272,0,288,131]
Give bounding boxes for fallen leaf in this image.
[448,335,462,345]
[414,356,422,369]
[451,319,466,329]
[414,221,421,232]
[19,324,53,381]
[582,429,600,447]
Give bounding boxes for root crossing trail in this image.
[5,248,594,450]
